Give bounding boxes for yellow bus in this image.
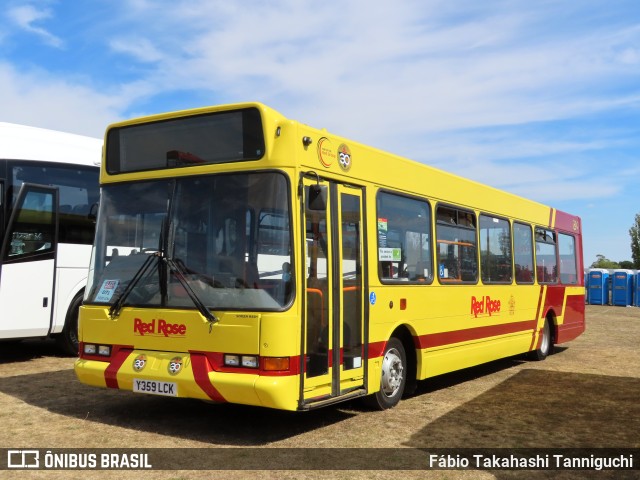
[75,103,585,411]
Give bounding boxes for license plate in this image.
[133,379,177,397]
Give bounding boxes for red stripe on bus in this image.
[104,347,132,389]
[369,320,539,359]
[190,352,227,402]
[193,351,301,376]
[369,341,387,359]
[414,320,538,350]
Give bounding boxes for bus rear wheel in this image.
[530,318,553,361]
[55,292,82,356]
[364,337,406,410]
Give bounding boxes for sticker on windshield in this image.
[95,280,119,302]
[378,247,401,261]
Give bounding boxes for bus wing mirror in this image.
[307,185,327,211]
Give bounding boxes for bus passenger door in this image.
[301,178,366,407]
[0,185,58,339]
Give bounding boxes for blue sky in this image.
[1,0,639,266]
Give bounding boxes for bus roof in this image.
[102,102,580,232]
[0,122,102,167]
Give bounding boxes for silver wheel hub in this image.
[540,324,550,355]
[381,347,404,397]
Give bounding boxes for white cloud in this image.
[6,4,63,48]
[3,1,636,136]
[91,0,640,210]
[109,37,164,63]
[0,0,636,264]
[3,0,640,211]
[509,180,622,203]
[99,2,638,115]
[0,62,122,137]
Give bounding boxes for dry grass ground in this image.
[0,305,638,480]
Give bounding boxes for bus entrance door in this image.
[302,178,366,407]
[0,185,58,339]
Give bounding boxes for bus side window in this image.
[4,188,56,260]
[535,228,557,284]
[12,165,99,245]
[558,233,577,284]
[514,222,535,284]
[436,206,478,284]
[376,191,432,283]
[479,214,513,284]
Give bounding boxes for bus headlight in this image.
[98,345,111,356]
[83,343,111,357]
[241,355,258,368]
[224,354,240,367]
[224,354,258,368]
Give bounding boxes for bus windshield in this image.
[85,172,293,311]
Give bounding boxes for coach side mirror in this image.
[307,184,327,211]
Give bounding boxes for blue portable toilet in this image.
[635,272,640,307]
[588,269,610,305]
[612,269,634,306]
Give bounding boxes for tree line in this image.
[590,213,640,269]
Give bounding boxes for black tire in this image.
[56,292,83,356]
[530,318,553,361]
[364,337,407,410]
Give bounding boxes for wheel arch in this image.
[52,277,87,334]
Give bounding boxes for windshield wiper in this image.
[109,252,160,319]
[164,256,218,331]
[108,252,218,330]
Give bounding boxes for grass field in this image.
[0,305,638,480]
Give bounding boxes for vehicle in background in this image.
[0,123,101,354]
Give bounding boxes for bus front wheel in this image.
[364,337,406,410]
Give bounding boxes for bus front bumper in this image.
[74,349,300,411]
